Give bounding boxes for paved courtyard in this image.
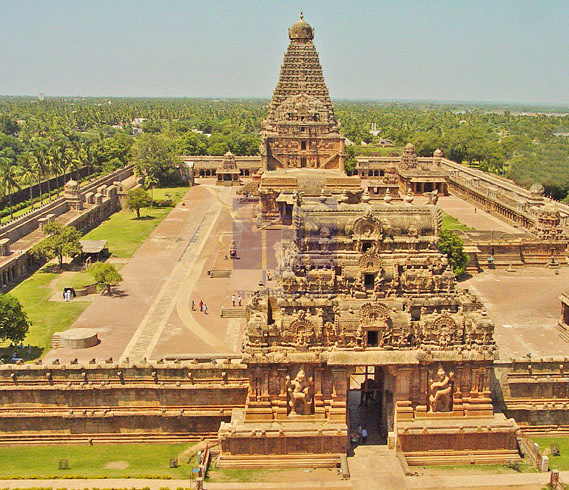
[45,182,272,363]
[463,267,569,358]
[416,195,520,232]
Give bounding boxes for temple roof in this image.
[288,12,314,40]
[266,15,336,128]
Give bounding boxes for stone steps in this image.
[50,333,61,349]
[220,307,247,318]
[216,453,342,469]
[403,449,521,466]
[0,431,218,446]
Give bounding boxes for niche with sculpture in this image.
[286,368,314,415]
[428,365,454,413]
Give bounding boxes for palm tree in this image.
[32,139,50,205]
[17,152,38,208]
[144,174,159,207]
[0,156,21,221]
[71,140,88,181]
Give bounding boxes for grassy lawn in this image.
[441,211,474,231]
[4,186,187,358]
[206,465,283,483]
[0,443,196,479]
[8,269,90,358]
[82,187,187,258]
[533,437,569,470]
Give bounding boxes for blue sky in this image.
[1,0,568,104]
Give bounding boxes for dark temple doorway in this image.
[348,366,394,449]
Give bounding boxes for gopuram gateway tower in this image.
[217,15,519,467]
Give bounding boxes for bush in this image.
[437,230,470,277]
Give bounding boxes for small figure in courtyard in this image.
[229,240,237,258]
[203,303,208,315]
[238,295,242,306]
[199,299,203,312]
[361,425,368,444]
[191,300,195,311]
[232,294,236,307]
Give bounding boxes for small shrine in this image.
[216,151,241,186]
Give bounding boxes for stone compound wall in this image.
[0,362,248,443]
[0,166,136,289]
[493,358,569,434]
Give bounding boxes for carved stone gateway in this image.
[217,14,519,468]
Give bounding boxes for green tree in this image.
[88,262,123,295]
[176,131,208,155]
[131,133,179,185]
[31,223,82,269]
[144,175,159,206]
[0,294,30,344]
[0,154,20,220]
[125,187,152,219]
[344,146,357,175]
[437,230,470,277]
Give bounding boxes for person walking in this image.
[232,294,236,307]
[203,303,208,315]
[361,425,368,444]
[238,295,242,307]
[191,300,196,311]
[199,300,203,312]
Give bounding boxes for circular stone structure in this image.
[59,329,99,349]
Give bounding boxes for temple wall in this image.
[0,166,136,290]
[0,363,248,440]
[493,358,569,433]
[0,165,134,244]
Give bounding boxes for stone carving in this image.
[429,365,454,412]
[286,369,314,415]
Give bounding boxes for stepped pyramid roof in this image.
[266,13,337,131]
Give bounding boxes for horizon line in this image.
[1,94,569,109]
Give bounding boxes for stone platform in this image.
[218,408,347,468]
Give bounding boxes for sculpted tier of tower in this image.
[260,14,345,172]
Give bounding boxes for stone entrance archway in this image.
[348,366,394,447]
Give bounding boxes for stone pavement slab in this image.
[463,267,569,358]
[417,195,521,233]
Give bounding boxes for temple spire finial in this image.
[300,10,303,20]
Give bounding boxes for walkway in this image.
[121,194,228,361]
[416,195,520,232]
[0,470,558,490]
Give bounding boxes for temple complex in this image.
[3,12,569,485]
[216,14,519,467]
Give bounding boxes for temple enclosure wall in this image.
[0,359,565,447]
[0,165,136,289]
[0,362,248,443]
[493,358,569,435]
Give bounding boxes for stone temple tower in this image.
[260,13,345,172]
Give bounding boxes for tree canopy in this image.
[125,187,152,219]
[88,262,123,295]
[437,230,470,277]
[0,294,30,344]
[31,222,82,268]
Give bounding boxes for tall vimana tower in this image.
[260,13,345,171]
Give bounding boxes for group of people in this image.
[350,424,369,445]
[192,300,208,314]
[231,294,242,307]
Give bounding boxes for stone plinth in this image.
[59,329,99,349]
[218,408,347,468]
[396,413,520,465]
